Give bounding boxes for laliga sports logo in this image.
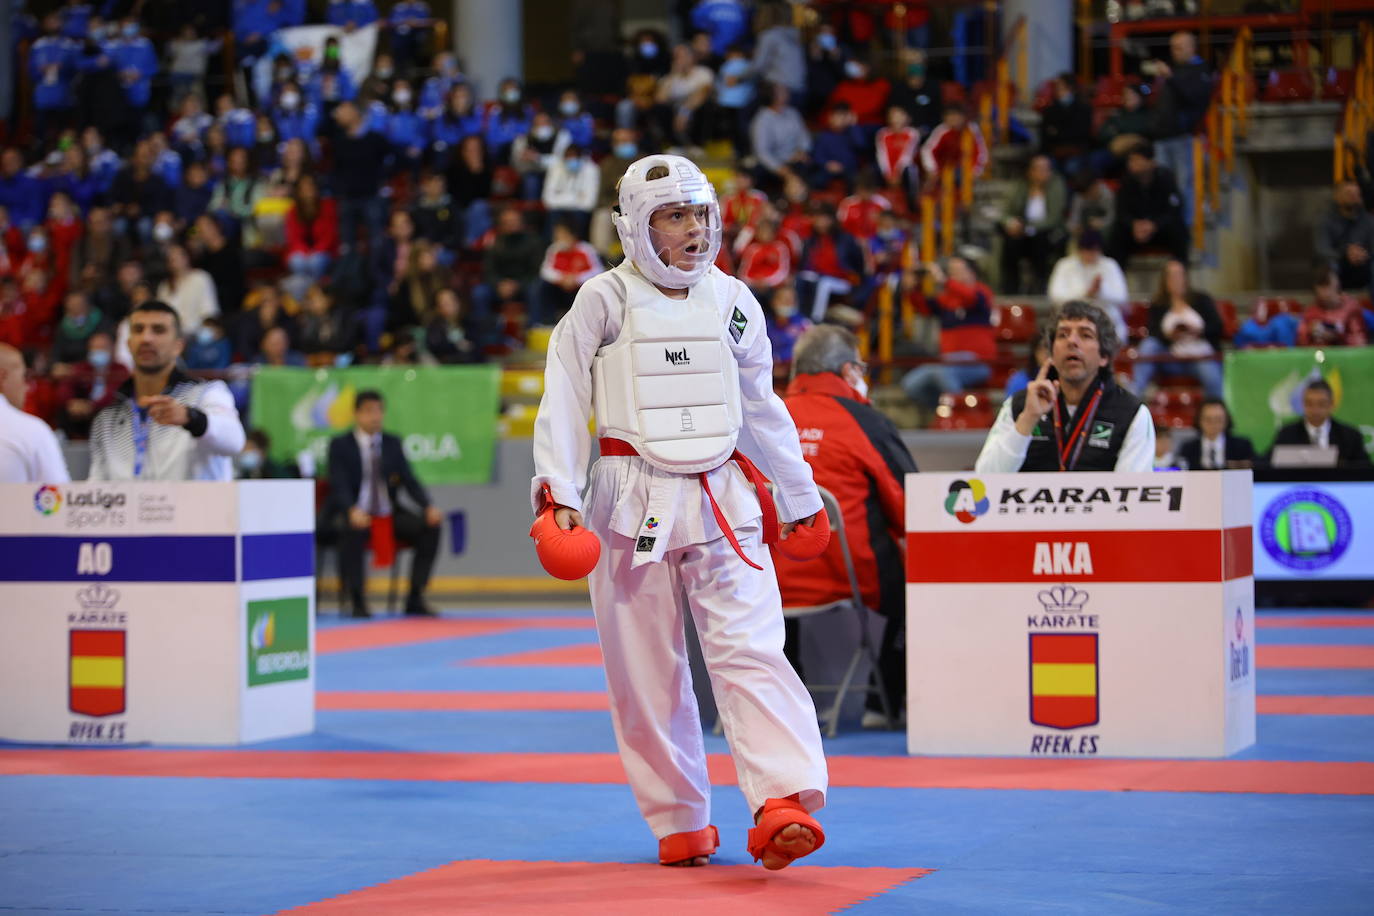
[249,611,276,651]
[1259,488,1352,572]
[944,479,990,523]
[34,485,63,515]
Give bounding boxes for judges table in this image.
[905,472,1255,758]
[0,481,315,746]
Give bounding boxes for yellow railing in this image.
[1334,22,1374,183]
[1193,27,1253,253]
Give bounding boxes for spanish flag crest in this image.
[69,629,126,717]
[1028,633,1098,729]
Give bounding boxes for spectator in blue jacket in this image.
[428,83,482,171]
[810,102,866,189]
[692,0,750,59]
[52,146,104,213]
[556,91,596,151]
[80,128,121,194]
[148,133,184,190]
[389,0,433,72]
[59,1,94,40]
[110,18,157,127]
[233,0,282,63]
[30,14,78,143]
[174,161,215,229]
[419,53,463,118]
[327,0,379,30]
[216,94,258,149]
[271,81,322,156]
[485,79,533,160]
[386,79,428,176]
[0,149,45,230]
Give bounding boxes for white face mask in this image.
[846,364,868,398]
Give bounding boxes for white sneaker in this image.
[861,710,891,730]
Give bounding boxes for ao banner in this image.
[1224,348,1374,458]
[251,366,502,484]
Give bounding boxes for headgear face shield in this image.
[614,154,723,289]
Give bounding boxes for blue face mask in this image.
[237,450,263,472]
[818,33,837,51]
[639,41,658,58]
[27,235,47,253]
[196,326,217,345]
[614,142,638,159]
[122,23,138,38]
[88,349,111,369]
[565,159,581,172]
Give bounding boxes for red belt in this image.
[598,437,779,570]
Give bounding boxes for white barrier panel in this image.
[0,481,315,746]
[905,472,1255,758]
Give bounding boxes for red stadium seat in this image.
[932,392,998,430]
[1262,68,1315,102]
[1091,75,1136,110]
[1151,387,1201,411]
[994,303,1039,343]
[1125,301,1151,341]
[1216,299,1238,338]
[1031,79,1055,112]
[1322,67,1353,101]
[1149,403,1195,429]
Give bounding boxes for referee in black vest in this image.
[976,300,1155,472]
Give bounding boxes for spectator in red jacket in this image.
[837,170,893,242]
[55,329,128,439]
[899,256,997,408]
[738,217,792,296]
[919,103,988,185]
[777,324,917,726]
[535,221,602,326]
[1300,265,1369,347]
[875,105,920,204]
[827,57,891,129]
[721,165,770,242]
[284,175,339,301]
[43,191,84,281]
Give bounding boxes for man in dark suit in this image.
[1269,379,1372,468]
[328,390,443,617]
[1179,398,1256,470]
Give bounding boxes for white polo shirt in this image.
[0,397,71,483]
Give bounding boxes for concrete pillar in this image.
[1001,0,1073,98]
[454,0,522,98]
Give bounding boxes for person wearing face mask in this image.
[556,90,595,149]
[752,1,805,105]
[271,82,321,157]
[777,324,915,729]
[484,79,532,160]
[511,113,566,201]
[590,129,640,255]
[55,330,128,440]
[385,79,426,177]
[109,18,157,133]
[183,316,233,369]
[50,290,105,366]
[418,52,462,119]
[1040,73,1094,174]
[888,49,941,137]
[827,57,891,131]
[541,145,599,240]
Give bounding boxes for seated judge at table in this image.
[975,300,1154,473]
[1178,398,1255,470]
[327,390,443,618]
[1268,379,1371,469]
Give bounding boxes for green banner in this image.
[1224,348,1374,458]
[250,366,502,484]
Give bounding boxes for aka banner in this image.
[1224,348,1374,459]
[251,366,502,484]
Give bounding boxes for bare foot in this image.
[758,822,816,870]
[665,855,711,867]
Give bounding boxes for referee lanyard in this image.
[131,404,152,479]
[1050,382,1104,472]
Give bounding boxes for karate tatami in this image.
[3,608,1372,914]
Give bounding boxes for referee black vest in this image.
[1009,377,1143,472]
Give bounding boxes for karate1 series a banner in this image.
[251,366,502,484]
[1224,347,1374,458]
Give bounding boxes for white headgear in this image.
[613,154,722,289]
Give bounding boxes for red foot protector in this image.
[530,486,601,580]
[747,795,826,869]
[773,509,831,562]
[658,825,719,865]
[273,860,931,915]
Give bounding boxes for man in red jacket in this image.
[776,325,917,726]
[899,256,997,408]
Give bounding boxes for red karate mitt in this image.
[774,508,832,561]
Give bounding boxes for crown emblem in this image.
[1037,584,1088,613]
[76,583,121,610]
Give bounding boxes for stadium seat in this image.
[1151,387,1201,412]
[1321,67,1353,101]
[932,392,998,430]
[993,303,1038,343]
[1216,299,1238,338]
[1262,68,1315,102]
[1125,301,1151,341]
[1031,79,1055,111]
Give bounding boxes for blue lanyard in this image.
[131,405,151,479]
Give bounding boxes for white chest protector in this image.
[592,263,743,474]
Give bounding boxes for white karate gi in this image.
[532,261,829,839]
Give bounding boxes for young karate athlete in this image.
[531,155,829,869]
